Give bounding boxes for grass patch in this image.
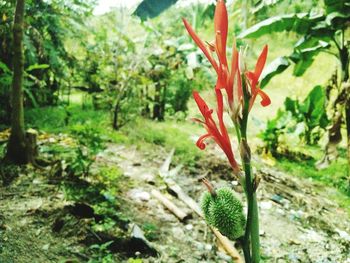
[277,157,348,193]
[25,104,203,167]
[25,104,129,144]
[275,155,350,214]
[123,118,203,167]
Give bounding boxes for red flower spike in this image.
[246,45,271,109]
[254,45,268,79]
[214,0,228,66]
[182,18,218,73]
[193,91,240,173]
[184,0,271,174]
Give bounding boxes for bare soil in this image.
[0,137,349,263]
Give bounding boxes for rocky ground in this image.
[0,133,349,262]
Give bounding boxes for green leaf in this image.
[306,85,328,127]
[23,87,39,108]
[260,56,290,88]
[26,64,50,72]
[325,12,350,29]
[133,0,179,21]
[0,61,11,74]
[284,97,297,114]
[238,13,324,39]
[294,36,330,50]
[299,85,328,128]
[252,0,283,14]
[324,0,350,14]
[289,40,330,76]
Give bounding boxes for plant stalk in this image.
[239,76,260,263]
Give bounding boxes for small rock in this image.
[195,242,204,250]
[288,253,301,263]
[136,192,150,202]
[205,244,212,251]
[48,137,56,143]
[335,228,350,241]
[231,180,239,186]
[276,208,285,215]
[290,209,304,220]
[42,244,50,250]
[172,227,184,237]
[260,201,272,210]
[271,194,284,205]
[128,189,151,202]
[185,224,193,231]
[129,223,158,256]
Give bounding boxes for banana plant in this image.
[133,0,179,21]
[239,0,350,168]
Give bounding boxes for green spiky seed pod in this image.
[201,187,246,240]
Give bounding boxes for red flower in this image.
[183,0,271,115]
[192,90,240,174]
[245,45,271,110]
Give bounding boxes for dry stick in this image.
[159,149,243,263]
[151,189,191,221]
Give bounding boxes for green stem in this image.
[234,122,242,143]
[241,236,251,263]
[241,144,260,263]
[243,161,253,263]
[240,76,260,263]
[251,192,260,262]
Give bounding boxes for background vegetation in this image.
[0,0,349,262]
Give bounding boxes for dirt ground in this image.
[0,138,349,262]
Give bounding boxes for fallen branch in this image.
[151,189,191,221]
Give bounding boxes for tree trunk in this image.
[340,47,350,175]
[317,47,349,170]
[153,83,161,120]
[113,102,119,130]
[141,86,150,118]
[5,0,29,164]
[160,85,167,121]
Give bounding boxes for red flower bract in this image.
[183,0,271,113]
[184,0,271,172]
[192,90,240,173]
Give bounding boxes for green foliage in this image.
[0,61,12,123]
[133,0,179,21]
[276,151,350,197]
[0,0,97,121]
[261,85,329,154]
[88,241,115,263]
[127,258,143,263]
[260,56,290,88]
[239,0,349,86]
[125,119,203,167]
[239,13,323,39]
[142,222,160,241]
[201,187,246,240]
[25,104,109,132]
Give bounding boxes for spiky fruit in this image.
[201,187,246,240]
